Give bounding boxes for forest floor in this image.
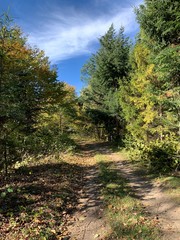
[0,140,179,240]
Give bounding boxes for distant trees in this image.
[36,83,78,153]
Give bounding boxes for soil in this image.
[66,142,112,240]
[67,166,110,240]
[67,141,180,240]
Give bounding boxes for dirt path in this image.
[68,166,110,240]
[115,160,180,240]
[67,142,112,240]
[66,142,180,240]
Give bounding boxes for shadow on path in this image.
[77,141,113,157]
[68,164,110,240]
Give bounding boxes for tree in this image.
[81,25,130,141]
[135,0,180,144]
[119,39,157,144]
[120,0,180,171]
[0,14,64,173]
[135,0,180,46]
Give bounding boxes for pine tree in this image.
[135,0,180,46]
[81,25,130,141]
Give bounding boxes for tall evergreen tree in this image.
[81,25,130,141]
[135,0,180,143]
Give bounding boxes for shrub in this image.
[124,134,179,173]
[141,141,179,173]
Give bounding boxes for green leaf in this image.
[7,188,13,193]
[1,192,6,198]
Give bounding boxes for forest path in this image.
[65,141,180,240]
[66,141,112,240]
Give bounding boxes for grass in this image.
[97,155,161,240]
[155,175,180,204]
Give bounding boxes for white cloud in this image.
[27,2,142,63]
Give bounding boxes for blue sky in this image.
[0,0,143,94]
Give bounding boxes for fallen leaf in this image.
[94,233,100,238]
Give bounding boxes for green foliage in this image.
[1,0,179,176]
[0,14,77,174]
[118,1,180,173]
[141,141,178,172]
[135,0,180,45]
[119,41,157,143]
[152,46,180,137]
[126,135,179,173]
[23,127,77,156]
[0,187,13,198]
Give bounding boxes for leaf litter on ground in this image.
[0,155,84,240]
